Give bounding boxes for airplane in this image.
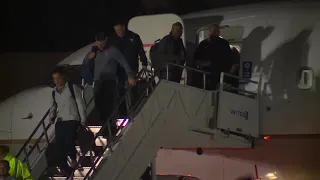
[1,1,320,180]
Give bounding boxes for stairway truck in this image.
[125,3,320,180]
[0,2,320,180]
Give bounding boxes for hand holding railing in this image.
[16,108,52,169]
[68,63,211,180]
[164,63,210,90]
[219,72,261,96]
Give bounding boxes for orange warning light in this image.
[263,136,271,140]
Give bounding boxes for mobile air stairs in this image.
[15,63,261,180]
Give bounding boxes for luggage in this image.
[45,140,59,167]
[45,125,96,168]
[126,69,156,113]
[149,39,162,71]
[134,70,155,99]
[77,125,95,155]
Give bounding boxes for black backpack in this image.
[149,39,161,70]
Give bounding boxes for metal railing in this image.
[15,108,52,170]
[15,65,83,174]
[164,63,210,89]
[219,72,262,97]
[15,67,94,177]
[15,62,210,179]
[68,63,210,180]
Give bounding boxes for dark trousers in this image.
[55,120,78,173]
[117,68,128,117]
[94,80,118,137]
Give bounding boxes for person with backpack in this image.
[149,39,161,73]
[150,22,186,83]
[107,21,148,118]
[82,32,136,139]
[49,66,87,176]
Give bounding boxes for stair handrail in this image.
[68,63,210,180]
[67,69,154,179]
[15,107,52,169]
[15,65,89,175]
[219,72,261,96]
[15,76,94,173]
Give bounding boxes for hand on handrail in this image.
[16,108,51,158]
[69,63,211,179]
[165,62,211,75]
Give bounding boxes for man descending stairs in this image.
[16,64,259,180]
[44,126,107,179]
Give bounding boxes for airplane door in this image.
[128,14,187,84]
[196,26,245,77]
[196,26,244,45]
[196,26,249,83]
[128,13,185,56]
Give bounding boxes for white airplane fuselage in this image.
[1,1,320,179]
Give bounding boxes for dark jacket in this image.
[107,31,148,74]
[194,37,232,74]
[155,34,186,69]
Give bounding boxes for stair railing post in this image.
[151,158,157,180]
[203,73,206,89]
[166,64,169,80]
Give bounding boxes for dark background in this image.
[0,0,313,101]
[1,0,297,53]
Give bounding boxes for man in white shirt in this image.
[49,66,86,176]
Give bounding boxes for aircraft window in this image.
[297,67,314,90]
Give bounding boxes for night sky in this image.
[1,0,308,53]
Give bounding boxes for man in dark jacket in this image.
[82,32,136,138]
[107,22,148,117]
[194,24,233,90]
[155,22,186,83]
